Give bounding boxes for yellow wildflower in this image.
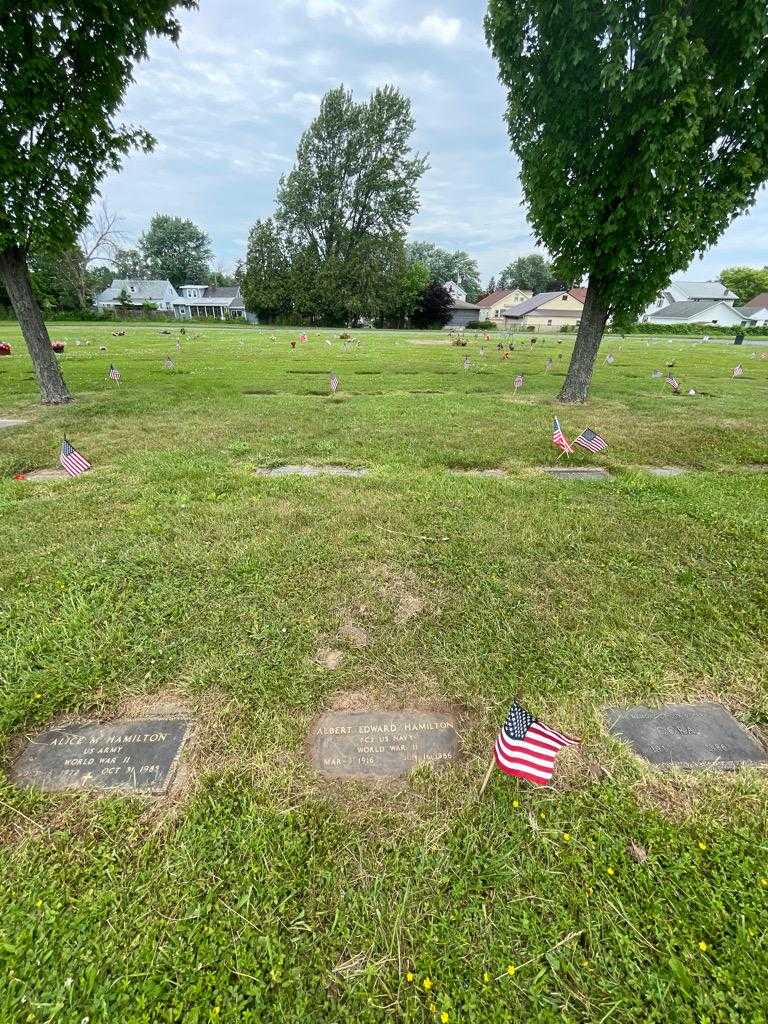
[429,1003,436,1013]
[512,800,519,808]
[606,867,615,876]
[562,833,572,842]
[698,941,708,952]
[760,878,767,888]
[423,978,433,991]
[441,1014,450,1023]
[406,972,414,982]
[698,842,707,850]
[483,971,491,983]
[507,964,516,976]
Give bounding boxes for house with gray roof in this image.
[94,279,249,320]
[643,280,737,320]
[94,279,178,312]
[172,284,247,320]
[644,298,748,326]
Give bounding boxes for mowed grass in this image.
[1,322,767,1023]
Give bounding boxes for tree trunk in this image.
[0,245,72,404]
[558,277,609,403]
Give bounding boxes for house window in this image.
[562,294,567,301]
[547,319,552,326]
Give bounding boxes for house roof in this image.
[477,289,515,308]
[95,279,176,303]
[743,291,768,308]
[651,299,746,320]
[737,305,768,318]
[569,287,587,303]
[501,291,568,317]
[450,300,480,310]
[205,286,240,299]
[669,280,737,300]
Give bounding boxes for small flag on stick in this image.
[552,417,574,454]
[108,364,121,384]
[605,353,615,365]
[733,364,744,378]
[463,355,470,370]
[665,374,680,392]
[59,438,91,477]
[574,427,607,453]
[330,372,339,393]
[514,373,524,391]
[493,701,580,787]
[164,356,175,370]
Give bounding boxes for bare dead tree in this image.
[59,203,127,309]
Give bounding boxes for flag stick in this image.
[478,756,495,798]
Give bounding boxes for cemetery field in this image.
[2,322,768,1023]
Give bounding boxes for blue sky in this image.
[101,0,768,284]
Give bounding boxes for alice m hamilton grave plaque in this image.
[310,710,460,778]
[12,718,192,794]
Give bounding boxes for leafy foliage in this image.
[138,214,213,289]
[0,2,194,255]
[405,242,482,301]
[411,281,453,328]
[498,253,553,294]
[485,0,768,321]
[245,85,428,325]
[719,266,768,305]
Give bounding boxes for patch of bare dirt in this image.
[316,648,344,670]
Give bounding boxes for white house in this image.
[94,279,248,320]
[737,305,768,327]
[642,280,737,319]
[94,278,178,312]
[444,280,467,303]
[172,284,246,320]
[476,288,532,322]
[644,299,748,327]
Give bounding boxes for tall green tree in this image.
[405,242,482,300]
[719,266,768,305]
[138,213,213,288]
[498,253,552,293]
[275,85,427,323]
[486,0,768,402]
[0,1,193,404]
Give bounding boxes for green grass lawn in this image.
[1,322,767,1023]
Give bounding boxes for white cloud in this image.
[409,13,461,45]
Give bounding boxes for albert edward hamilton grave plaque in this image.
[12,718,191,794]
[605,703,767,770]
[310,711,460,778]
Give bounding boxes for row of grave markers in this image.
[9,700,767,797]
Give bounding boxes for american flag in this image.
[552,417,574,453]
[494,702,580,786]
[59,438,91,477]
[605,354,615,365]
[299,332,307,343]
[733,364,744,378]
[330,372,339,393]
[514,373,524,390]
[463,355,470,370]
[546,357,553,371]
[665,374,679,391]
[574,427,607,452]
[108,364,121,383]
[164,356,175,370]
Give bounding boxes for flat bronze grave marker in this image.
[310,710,460,778]
[0,418,27,429]
[22,468,70,483]
[543,466,610,481]
[12,718,192,794]
[643,466,688,477]
[605,703,767,770]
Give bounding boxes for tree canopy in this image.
[244,84,428,326]
[498,253,553,293]
[486,0,768,401]
[719,266,768,305]
[405,242,482,300]
[0,0,194,402]
[138,214,213,288]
